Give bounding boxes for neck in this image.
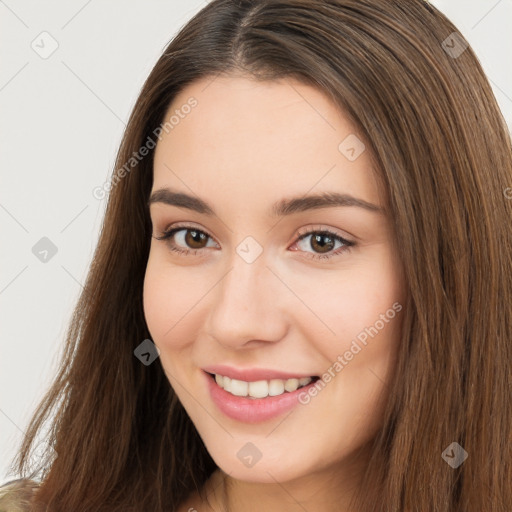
[210,444,371,512]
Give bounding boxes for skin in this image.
[143,73,407,512]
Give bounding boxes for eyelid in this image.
[295,224,354,243]
[156,221,219,243]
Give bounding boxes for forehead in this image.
[152,75,385,213]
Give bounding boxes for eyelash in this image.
[154,223,355,261]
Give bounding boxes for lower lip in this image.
[205,371,317,423]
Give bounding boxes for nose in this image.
[204,250,289,351]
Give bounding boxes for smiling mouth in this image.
[206,372,320,399]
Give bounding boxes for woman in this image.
[2,0,511,510]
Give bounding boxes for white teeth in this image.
[230,378,248,396]
[284,378,299,392]
[268,379,285,396]
[249,380,268,398]
[299,377,312,387]
[213,374,313,398]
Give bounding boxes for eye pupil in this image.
[185,229,207,249]
[311,233,334,253]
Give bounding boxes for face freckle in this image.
[143,74,406,487]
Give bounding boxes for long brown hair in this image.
[7,0,512,510]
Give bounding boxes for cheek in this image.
[142,262,169,341]
[142,260,192,387]
[305,266,404,437]
[142,254,188,348]
[142,252,212,355]
[314,251,404,360]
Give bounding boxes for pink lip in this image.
[202,364,316,382]
[203,371,318,423]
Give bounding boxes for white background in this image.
[1,0,511,483]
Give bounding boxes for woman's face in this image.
[143,74,406,484]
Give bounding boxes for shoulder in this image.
[0,479,40,512]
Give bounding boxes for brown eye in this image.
[183,229,208,249]
[154,226,218,255]
[308,233,336,254]
[155,224,355,261]
[292,228,355,261]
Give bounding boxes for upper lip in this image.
[202,364,317,382]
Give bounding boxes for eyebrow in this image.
[148,188,384,216]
